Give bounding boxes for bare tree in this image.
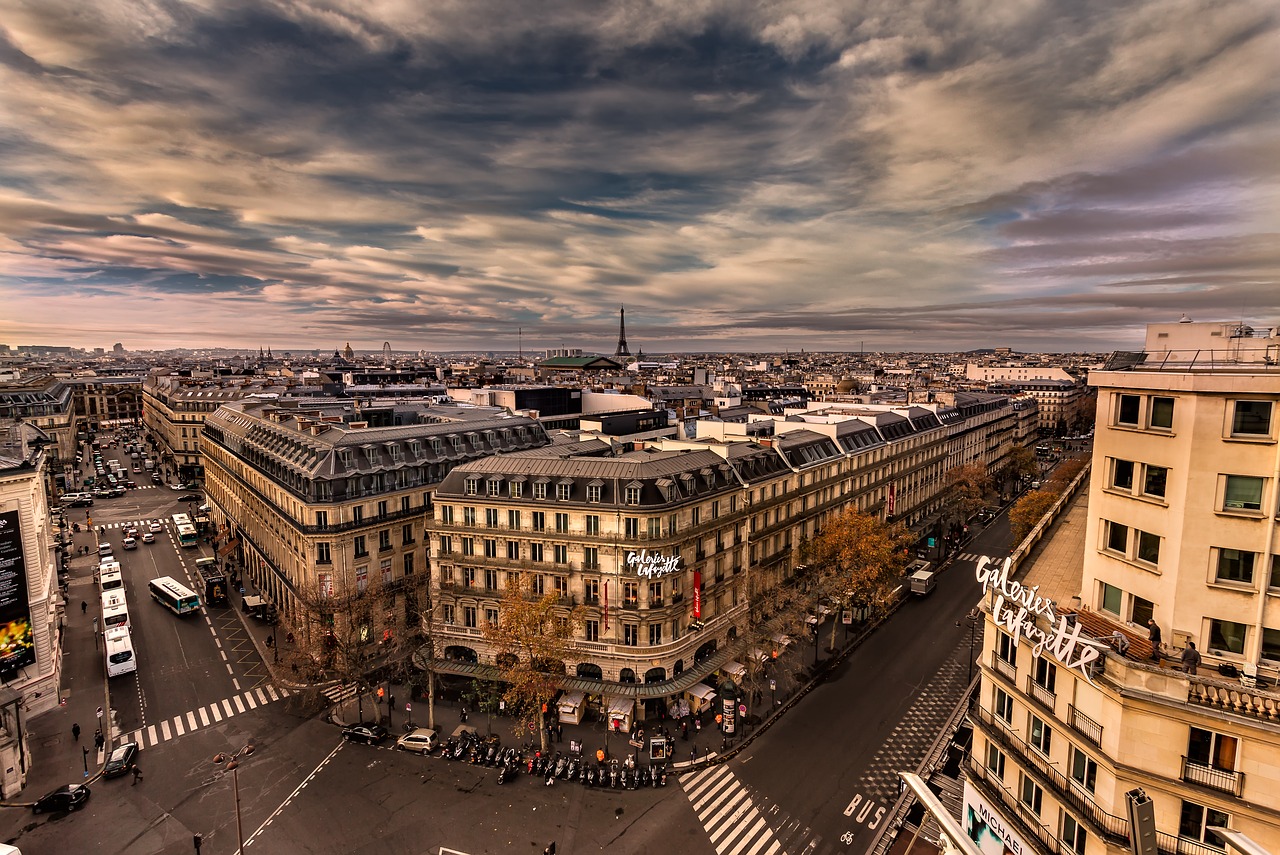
[483,573,582,753]
[1009,490,1059,543]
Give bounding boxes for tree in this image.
[1003,445,1038,489]
[801,510,915,652]
[1047,457,1087,488]
[1009,490,1058,543]
[483,574,582,753]
[944,464,991,544]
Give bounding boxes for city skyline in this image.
[2,0,1277,353]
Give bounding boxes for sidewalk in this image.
[7,525,112,806]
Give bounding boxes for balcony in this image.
[1181,756,1244,797]
[1067,705,1103,747]
[1026,676,1057,712]
[993,654,1017,681]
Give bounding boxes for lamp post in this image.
[957,608,981,684]
[212,742,255,854]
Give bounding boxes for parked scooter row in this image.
[433,732,666,789]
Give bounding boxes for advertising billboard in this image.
[963,780,1029,855]
[0,510,36,677]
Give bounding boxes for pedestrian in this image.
[72,722,81,742]
[1147,619,1163,660]
[681,721,688,741]
[695,717,701,733]
[460,706,468,723]
[544,843,557,855]
[555,723,562,743]
[131,765,142,785]
[94,729,104,751]
[1181,642,1202,675]
[690,748,697,764]
[81,601,88,615]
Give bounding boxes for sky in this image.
[2,0,1278,355]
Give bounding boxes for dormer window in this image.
[487,477,503,497]
[533,479,548,500]
[451,436,464,451]
[587,480,603,503]
[465,478,479,496]
[556,480,573,501]
[431,438,443,454]
[509,479,524,498]
[624,482,642,505]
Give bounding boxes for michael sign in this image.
[626,550,681,579]
[976,556,1102,681]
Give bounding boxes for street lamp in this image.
[957,608,981,684]
[212,742,255,854]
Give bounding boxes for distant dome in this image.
[836,376,857,394]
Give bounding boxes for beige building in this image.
[966,321,1280,855]
[68,376,143,431]
[199,398,549,645]
[142,373,256,481]
[0,374,80,463]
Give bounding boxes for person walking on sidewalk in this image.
[72,723,81,742]
[131,766,143,785]
[94,729,104,751]
[81,600,88,615]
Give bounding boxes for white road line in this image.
[266,685,280,702]
[244,741,345,849]
[147,724,158,745]
[222,698,235,717]
[233,677,241,692]
[687,765,730,802]
[713,803,758,847]
[187,711,198,731]
[173,716,185,737]
[199,707,210,727]
[703,782,744,831]
[743,824,774,855]
[244,690,258,710]
[255,687,269,705]
[211,704,223,722]
[233,695,246,714]
[160,721,172,741]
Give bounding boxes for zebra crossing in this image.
[99,518,169,530]
[117,684,291,749]
[322,682,360,705]
[682,764,829,855]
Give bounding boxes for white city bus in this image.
[148,576,201,615]
[104,626,137,677]
[99,562,123,592]
[102,600,130,631]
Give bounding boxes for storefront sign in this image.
[0,510,36,677]
[692,571,702,619]
[976,556,1101,681]
[963,779,1027,855]
[625,550,681,579]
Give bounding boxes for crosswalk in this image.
[322,682,360,705]
[117,684,291,749]
[683,765,830,855]
[98,518,169,531]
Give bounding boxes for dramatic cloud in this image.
[2,0,1277,353]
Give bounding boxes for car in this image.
[102,742,139,778]
[133,465,141,472]
[107,487,126,498]
[92,489,112,499]
[177,494,202,503]
[170,483,188,491]
[141,531,155,543]
[151,473,162,483]
[341,722,389,745]
[32,783,90,813]
[395,727,438,754]
[148,521,164,533]
[124,480,137,489]
[122,537,137,550]
[974,508,997,524]
[125,527,140,539]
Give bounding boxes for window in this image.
[508,509,521,529]
[584,578,599,603]
[1136,530,1160,566]
[533,481,547,500]
[649,623,662,645]
[354,535,368,558]
[555,482,571,501]
[462,566,475,587]
[1208,618,1246,655]
[487,479,501,497]
[585,514,600,536]
[583,547,599,569]
[1112,459,1135,491]
[1117,394,1141,426]
[483,539,497,558]
[1143,465,1168,498]
[1262,628,1280,662]
[401,495,411,513]
[1231,400,1272,436]
[1019,775,1043,816]
[484,568,498,590]
[402,524,414,545]
[1029,715,1052,755]
[647,518,661,538]
[1272,555,1280,590]
[1223,475,1264,511]
[1033,657,1057,693]
[625,485,641,505]
[1188,727,1238,772]
[377,500,388,517]
[1179,801,1229,850]
[441,604,455,625]
[1062,814,1088,855]
[315,511,328,529]
[587,484,602,502]
[553,544,567,564]
[532,512,546,532]
[648,581,663,607]
[530,542,543,562]
[1070,746,1097,793]
[355,565,368,592]
[530,574,545,596]
[317,542,332,564]
[440,506,454,525]
[485,508,500,528]
[1215,548,1255,584]
[1100,582,1122,615]
[463,507,476,527]
[352,506,364,524]
[1150,396,1174,429]
[381,558,392,584]
[993,687,1014,724]
[555,512,569,533]
[623,625,638,646]
[484,607,498,628]
[461,537,474,556]
[379,530,391,551]
[996,631,1017,666]
[584,620,599,642]
[625,517,639,538]
[506,540,519,559]
[465,478,478,496]
[463,606,477,628]
[1131,595,1154,627]
[623,581,638,605]
[553,575,567,598]
[1105,521,1128,554]
[438,535,452,555]
[402,553,414,576]
[986,744,1006,781]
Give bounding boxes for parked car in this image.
[32,783,90,813]
[103,742,139,778]
[395,728,438,754]
[142,532,155,544]
[177,494,202,503]
[341,722,389,745]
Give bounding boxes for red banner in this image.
[603,580,609,630]
[692,571,702,619]
[887,482,896,516]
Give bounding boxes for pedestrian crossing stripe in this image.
[321,682,360,705]
[682,765,785,855]
[99,518,170,530]
[117,684,290,749]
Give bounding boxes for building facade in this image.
[966,322,1280,855]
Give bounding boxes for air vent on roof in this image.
[349,421,368,429]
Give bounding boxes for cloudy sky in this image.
[2,0,1277,354]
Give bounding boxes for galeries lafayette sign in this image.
[976,556,1103,682]
[626,550,681,579]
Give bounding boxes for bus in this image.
[102,600,130,631]
[194,557,228,605]
[172,513,191,528]
[99,569,124,593]
[148,576,201,615]
[176,523,199,548]
[104,626,137,677]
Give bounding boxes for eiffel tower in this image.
[615,306,631,357]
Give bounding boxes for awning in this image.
[722,660,746,680]
[687,683,717,702]
[218,538,240,558]
[558,691,585,712]
[770,633,792,649]
[606,696,634,717]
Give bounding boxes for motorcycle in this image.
[497,763,513,785]
[655,764,667,787]
[609,761,621,789]
[527,753,538,775]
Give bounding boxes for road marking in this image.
[244,741,345,849]
[120,685,291,749]
[233,677,241,692]
[683,766,823,855]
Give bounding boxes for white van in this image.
[98,542,114,558]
